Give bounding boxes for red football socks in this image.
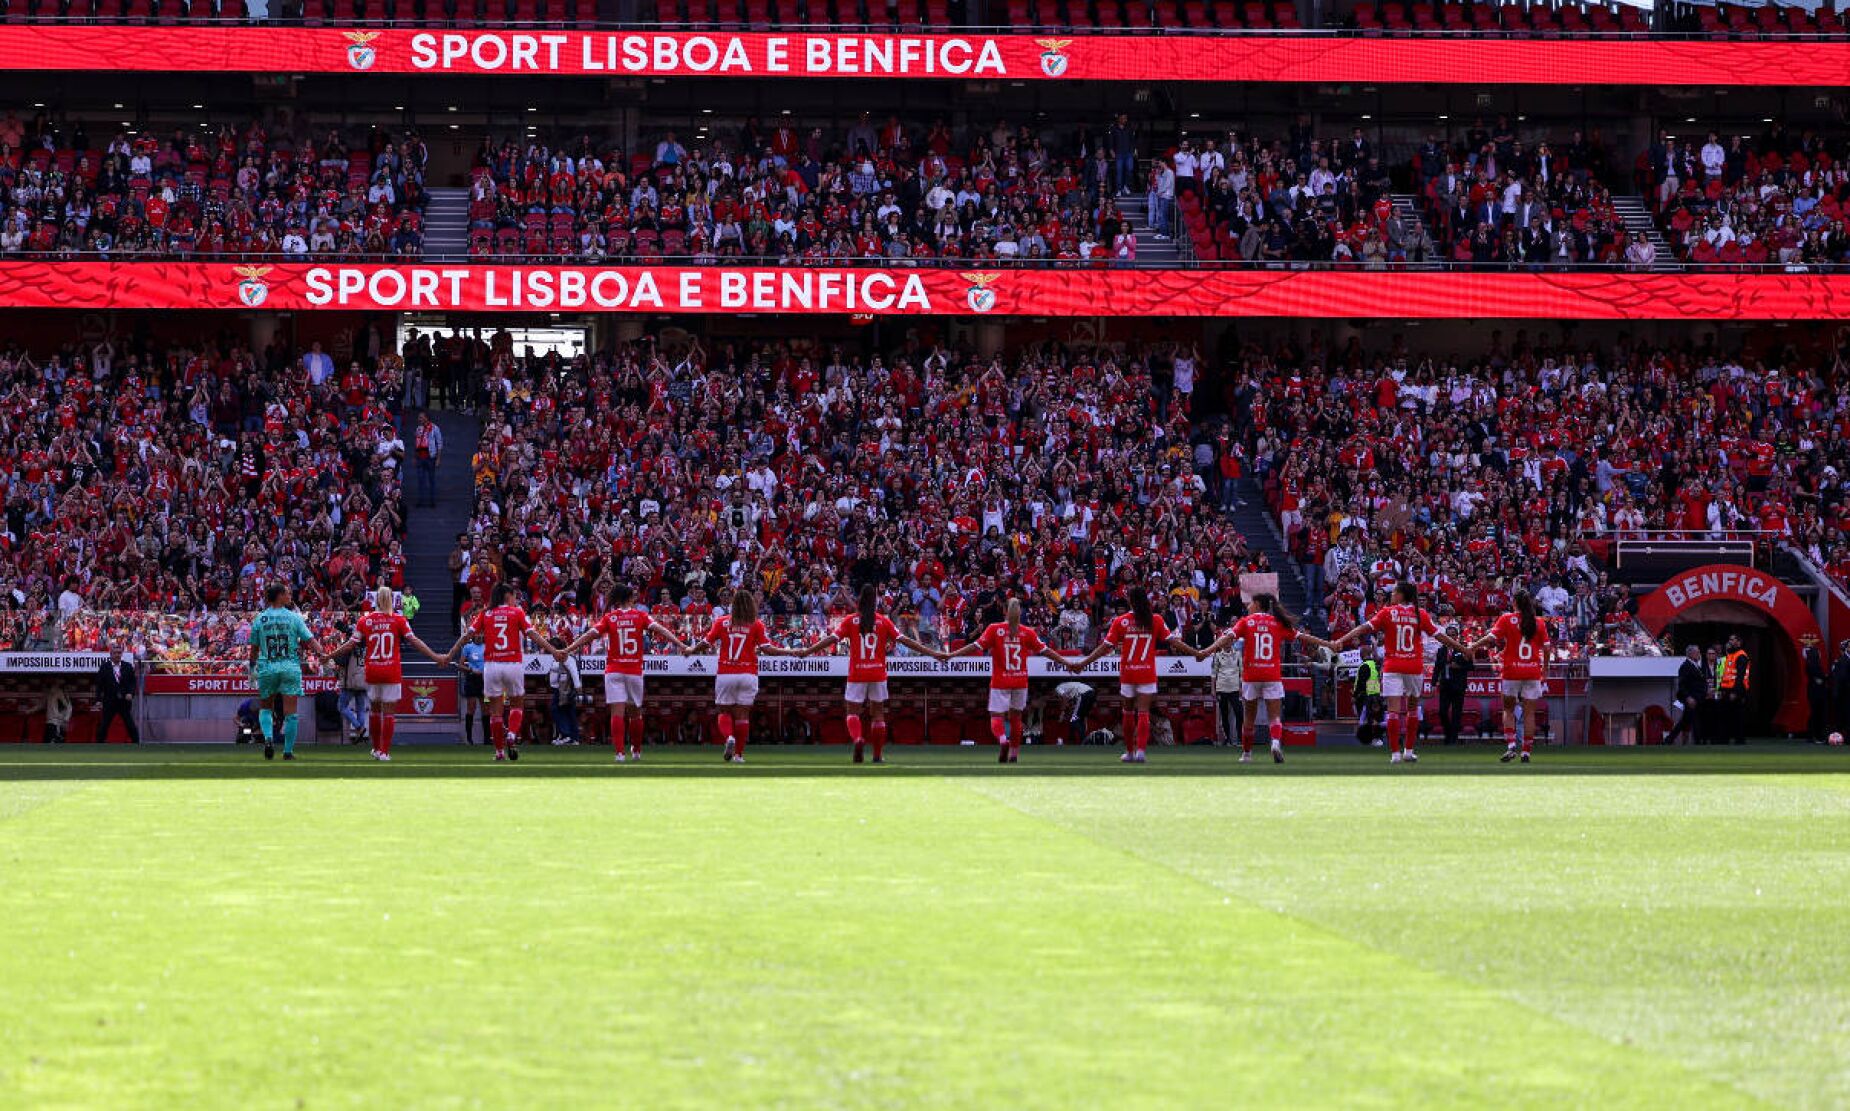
[717,712,734,744]
[611,712,626,753]
[1386,712,1404,753]
[735,721,750,755]
[869,720,887,760]
[379,714,395,755]
[490,714,505,754]
[845,713,863,743]
[990,716,1008,745]
[1136,712,1152,755]
[627,715,644,755]
[506,708,524,746]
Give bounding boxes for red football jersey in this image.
[706,616,768,675]
[1104,612,1172,685]
[471,604,531,664]
[1368,603,1439,675]
[357,611,411,684]
[1232,612,1297,683]
[978,621,1044,690]
[835,613,900,683]
[596,608,653,675]
[1490,612,1550,681]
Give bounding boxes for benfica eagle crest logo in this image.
[233,265,272,307]
[960,272,1000,313]
[344,30,381,71]
[1035,39,1072,77]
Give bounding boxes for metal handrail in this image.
[1,249,1841,272]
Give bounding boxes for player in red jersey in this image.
[798,584,943,764]
[1466,588,1552,764]
[687,590,803,764]
[1332,581,1469,765]
[441,583,564,762]
[557,583,689,764]
[1067,586,1195,764]
[944,598,1070,763]
[328,585,445,762]
[1198,594,1332,764]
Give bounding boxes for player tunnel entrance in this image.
[1635,565,1820,737]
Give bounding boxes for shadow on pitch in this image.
[0,744,1843,780]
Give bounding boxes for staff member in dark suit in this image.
[1831,640,1850,741]
[1805,635,1830,744]
[94,643,141,744]
[1433,623,1473,745]
[1664,643,1708,745]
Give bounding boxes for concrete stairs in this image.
[422,187,471,257]
[1611,195,1677,270]
[1229,478,1325,636]
[397,408,480,736]
[1388,194,1438,260]
[1115,192,1182,264]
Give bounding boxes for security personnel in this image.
[1353,643,1385,747]
[1716,635,1751,745]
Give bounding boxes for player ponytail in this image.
[732,589,757,625]
[1254,592,1297,634]
[1006,596,1022,635]
[1129,585,1153,632]
[374,584,394,613]
[1394,580,1419,609]
[1515,588,1539,641]
[858,583,877,636]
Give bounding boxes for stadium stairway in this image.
[1611,195,1676,270]
[1388,194,1437,257]
[422,187,471,256]
[404,408,480,662]
[1230,478,1324,635]
[1119,193,1182,263]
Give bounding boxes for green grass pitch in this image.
[2,744,1847,1109]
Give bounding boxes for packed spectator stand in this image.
[0,114,429,258]
[466,117,1140,263]
[455,334,1266,657]
[0,329,410,652]
[1225,329,1850,646]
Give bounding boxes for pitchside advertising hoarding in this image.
[0,26,1846,85]
[4,262,1850,320]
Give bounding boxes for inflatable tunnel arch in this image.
[1634,565,1819,735]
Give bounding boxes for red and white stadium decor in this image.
[0,26,1844,85]
[4,262,1850,320]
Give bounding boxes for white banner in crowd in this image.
[522,654,1213,679]
[0,651,111,674]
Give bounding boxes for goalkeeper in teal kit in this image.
[249,582,328,761]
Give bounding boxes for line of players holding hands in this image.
[279,576,1555,767]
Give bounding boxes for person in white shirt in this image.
[1173,142,1200,195]
[1700,132,1725,180]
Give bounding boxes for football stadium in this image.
[2,3,1849,1106]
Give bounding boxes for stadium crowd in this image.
[0,328,410,656]
[454,333,1270,653]
[1646,125,1850,267]
[467,115,1143,263]
[1226,328,1850,646]
[0,113,429,258]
